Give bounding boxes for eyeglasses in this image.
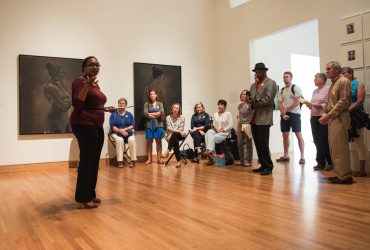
[86,63,101,68]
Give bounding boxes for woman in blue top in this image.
[342,67,367,177]
[109,98,136,168]
[144,89,164,164]
[190,102,210,163]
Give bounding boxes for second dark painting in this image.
[134,62,182,131]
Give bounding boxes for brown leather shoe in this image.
[79,201,98,209]
[276,156,290,162]
[329,177,353,184]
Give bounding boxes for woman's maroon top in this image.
[70,77,107,127]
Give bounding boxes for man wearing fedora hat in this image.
[249,62,277,175]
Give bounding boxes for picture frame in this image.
[366,67,370,95]
[133,62,182,131]
[19,55,83,135]
[364,40,370,66]
[364,12,370,39]
[340,43,363,68]
[340,15,362,44]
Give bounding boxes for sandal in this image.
[299,159,305,164]
[276,156,290,162]
[144,159,152,165]
[175,162,182,168]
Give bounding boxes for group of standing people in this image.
[69,56,368,209]
[274,61,368,184]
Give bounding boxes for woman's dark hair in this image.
[170,103,182,115]
[218,99,227,107]
[82,56,97,72]
[240,90,250,101]
[152,66,163,79]
[147,89,158,103]
[342,67,354,79]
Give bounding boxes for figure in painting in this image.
[44,63,72,133]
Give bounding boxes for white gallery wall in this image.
[1,0,370,166]
[214,0,370,155]
[0,0,218,166]
[249,19,320,153]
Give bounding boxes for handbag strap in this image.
[182,143,191,150]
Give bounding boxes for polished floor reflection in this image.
[0,155,369,249]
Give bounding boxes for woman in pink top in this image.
[308,73,333,171]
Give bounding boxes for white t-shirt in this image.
[213,111,233,133]
[278,84,302,114]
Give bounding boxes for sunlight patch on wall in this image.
[229,0,251,8]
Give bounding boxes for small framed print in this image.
[365,68,370,95]
[340,15,362,44]
[364,12,370,39]
[340,43,363,68]
[364,41,370,66]
[347,50,356,61]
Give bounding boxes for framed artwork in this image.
[364,12,370,39]
[133,62,182,131]
[340,43,363,68]
[340,15,362,44]
[366,67,370,95]
[19,55,82,135]
[364,41,370,66]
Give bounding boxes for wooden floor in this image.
[1,155,370,250]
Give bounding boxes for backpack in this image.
[280,84,303,109]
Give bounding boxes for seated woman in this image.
[162,103,186,168]
[190,102,210,163]
[205,99,233,165]
[109,98,137,168]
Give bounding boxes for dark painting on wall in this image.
[19,55,82,135]
[134,62,182,131]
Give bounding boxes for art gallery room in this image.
[1,0,370,248]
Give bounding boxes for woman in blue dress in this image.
[144,89,165,164]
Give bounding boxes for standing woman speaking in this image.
[70,56,107,209]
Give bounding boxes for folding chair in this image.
[108,132,133,167]
[164,130,191,167]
